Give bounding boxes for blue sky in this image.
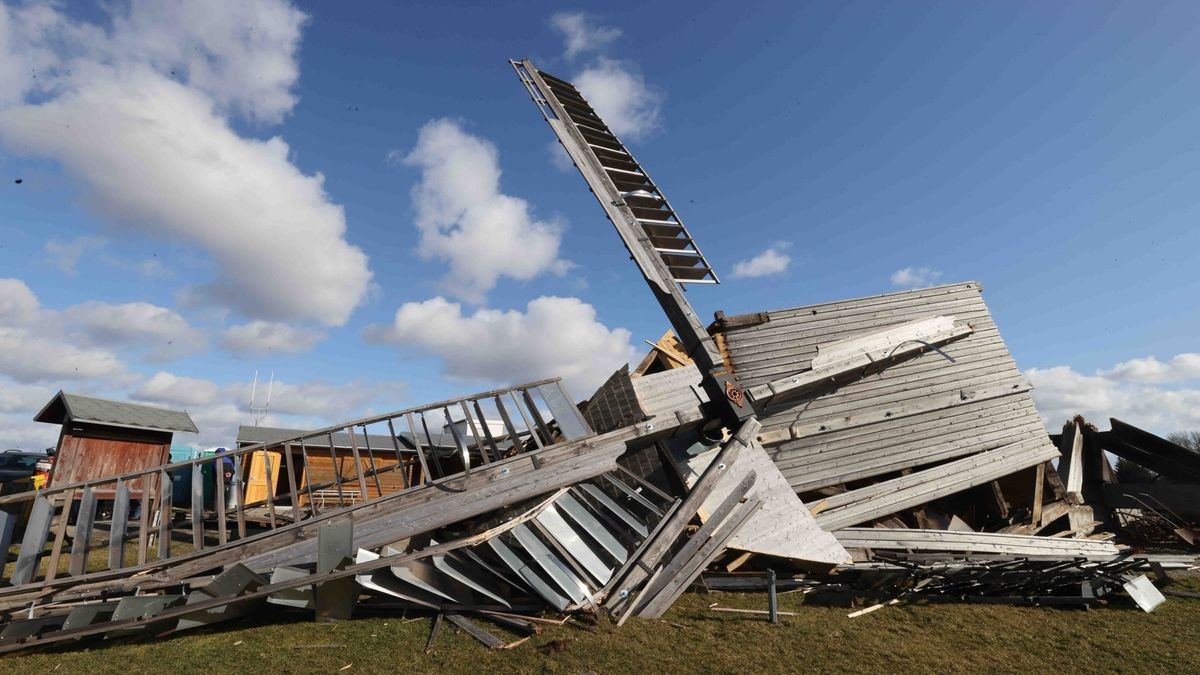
[2,0,1199,449]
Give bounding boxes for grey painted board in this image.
[106,595,185,638]
[431,551,511,607]
[62,602,119,631]
[69,487,98,576]
[674,436,848,565]
[834,528,1121,557]
[266,565,314,609]
[108,482,130,570]
[577,483,648,537]
[0,510,17,584]
[537,383,591,441]
[487,536,570,611]
[556,492,627,563]
[354,549,442,609]
[536,504,613,585]
[12,496,53,585]
[513,524,590,604]
[315,519,358,621]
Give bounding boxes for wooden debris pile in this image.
[0,57,1194,656]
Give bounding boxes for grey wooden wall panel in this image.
[716,282,1058,520]
[835,528,1120,557]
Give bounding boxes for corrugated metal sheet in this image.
[715,282,1057,516]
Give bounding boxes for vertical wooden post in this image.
[191,464,204,550]
[44,487,78,581]
[298,439,318,516]
[137,471,156,564]
[109,480,130,570]
[157,468,172,560]
[1032,462,1046,526]
[346,428,369,500]
[282,442,300,514]
[215,456,228,545]
[386,419,411,490]
[69,487,98,576]
[403,413,432,485]
[326,433,346,507]
[232,454,247,539]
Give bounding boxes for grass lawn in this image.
[5,576,1200,674]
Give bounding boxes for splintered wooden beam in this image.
[746,321,974,408]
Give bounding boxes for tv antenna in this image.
[249,370,274,426]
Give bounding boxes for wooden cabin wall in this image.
[243,447,416,505]
[50,423,171,497]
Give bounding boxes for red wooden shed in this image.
[34,391,198,492]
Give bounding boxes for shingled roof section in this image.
[34,391,198,434]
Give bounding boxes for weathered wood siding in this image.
[716,282,1055,500]
[50,424,170,495]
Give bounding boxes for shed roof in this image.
[236,425,400,450]
[34,391,198,434]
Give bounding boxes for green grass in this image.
[6,578,1200,674]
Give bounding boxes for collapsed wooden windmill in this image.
[0,60,1169,653]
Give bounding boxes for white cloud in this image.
[105,0,307,124]
[45,236,106,274]
[0,278,39,323]
[550,12,621,59]
[573,58,661,140]
[731,244,791,279]
[365,295,637,396]
[891,266,943,289]
[62,300,205,361]
[1100,353,1200,384]
[0,327,126,384]
[402,119,569,302]
[133,371,220,408]
[1026,353,1200,435]
[0,278,129,383]
[0,277,202,381]
[222,320,323,355]
[0,1,372,327]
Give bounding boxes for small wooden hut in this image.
[34,391,197,493]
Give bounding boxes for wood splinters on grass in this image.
[847,598,901,618]
[339,665,352,671]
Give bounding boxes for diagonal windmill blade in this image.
[510,58,754,424]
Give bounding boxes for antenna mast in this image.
[249,369,274,426]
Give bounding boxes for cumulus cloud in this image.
[1026,353,1200,435]
[891,266,943,289]
[0,278,129,383]
[1100,354,1200,384]
[63,300,206,361]
[402,119,569,302]
[365,296,637,396]
[731,243,791,279]
[0,277,204,381]
[0,1,372,326]
[133,371,220,408]
[221,320,324,355]
[574,58,661,140]
[550,12,621,59]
